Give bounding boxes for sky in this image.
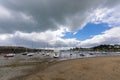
[0,0,120,49]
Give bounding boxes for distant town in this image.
[71,44,120,52]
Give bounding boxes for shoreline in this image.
[9,59,58,80]
[10,56,120,80]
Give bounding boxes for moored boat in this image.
[4,53,15,58]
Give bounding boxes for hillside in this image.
[0,46,53,54]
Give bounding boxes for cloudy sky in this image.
[0,0,120,49]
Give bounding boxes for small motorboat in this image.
[46,52,50,56]
[27,53,34,56]
[79,53,85,56]
[89,53,94,55]
[70,53,72,56]
[22,52,28,55]
[4,53,15,58]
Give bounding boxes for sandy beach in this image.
[10,56,120,80]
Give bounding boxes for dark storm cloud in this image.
[0,0,120,33]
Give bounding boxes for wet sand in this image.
[0,57,57,80]
[17,56,120,80]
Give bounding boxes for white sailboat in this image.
[53,35,60,58]
[53,49,60,58]
[27,41,35,56]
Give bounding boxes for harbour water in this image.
[0,51,120,62]
[0,51,120,80]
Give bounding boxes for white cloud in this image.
[91,5,120,27]
[14,27,66,42]
[0,27,79,48]
[79,27,120,47]
[0,34,13,40]
[73,31,78,35]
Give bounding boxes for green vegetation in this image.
[71,44,120,52]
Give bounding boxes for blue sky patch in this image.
[62,22,110,41]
